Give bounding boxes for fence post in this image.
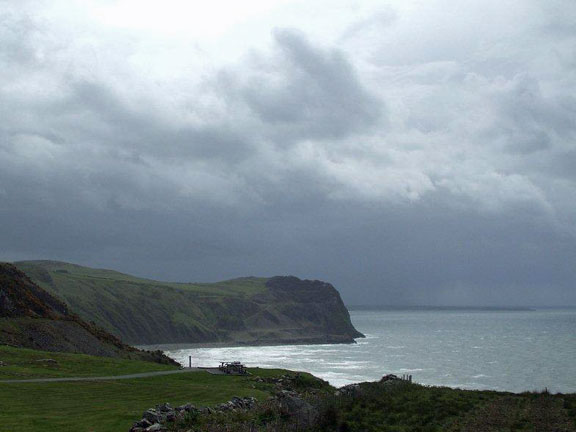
[188,356,191,368]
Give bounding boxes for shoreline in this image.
[347,305,537,312]
[137,337,361,352]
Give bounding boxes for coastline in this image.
[146,308,576,394]
[137,337,361,352]
[347,305,537,312]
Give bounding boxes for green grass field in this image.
[0,346,289,432]
[0,373,274,432]
[0,346,177,379]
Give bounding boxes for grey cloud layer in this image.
[1,0,575,305]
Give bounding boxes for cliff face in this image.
[0,263,176,364]
[15,261,364,346]
[242,276,365,344]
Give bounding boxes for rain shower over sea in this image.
[164,308,576,393]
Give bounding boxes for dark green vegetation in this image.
[0,346,309,432]
[446,392,576,432]
[15,260,363,345]
[0,263,174,364]
[172,381,576,432]
[325,384,576,432]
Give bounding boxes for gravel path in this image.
[0,367,203,383]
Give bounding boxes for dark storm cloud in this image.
[235,29,384,141]
[1,0,576,306]
[68,80,256,162]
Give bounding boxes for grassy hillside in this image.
[0,346,292,432]
[0,345,176,379]
[0,263,175,364]
[15,261,363,346]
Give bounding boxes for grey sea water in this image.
[165,309,576,393]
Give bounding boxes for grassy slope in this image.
[0,374,272,432]
[15,261,267,296]
[15,261,268,344]
[0,346,176,379]
[0,346,290,432]
[14,261,362,346]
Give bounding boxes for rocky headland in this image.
[15,261,364,346]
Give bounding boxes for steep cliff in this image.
[15,261,364,346]
[0,263,176,364]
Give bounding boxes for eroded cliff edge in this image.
[15,261,364,346]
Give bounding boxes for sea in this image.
[164,308,576,394]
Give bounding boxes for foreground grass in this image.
[327,383,497,431]
[0,346,177,379]
[445,392,576,432]
[0,369,287,432]
[308,383,576,432]
[0,346,290,431]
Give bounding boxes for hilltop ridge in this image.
[15,260,364,346]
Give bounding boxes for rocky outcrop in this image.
[0,263,69,319]
[0,263,176,365]
[15,261,364,346]
[259,276,365,342]
[130,398,258,432]
[276,391,319,428]
[129,392,321,432]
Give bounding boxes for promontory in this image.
[14,261,364,346]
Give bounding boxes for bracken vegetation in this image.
[169,381,576,432]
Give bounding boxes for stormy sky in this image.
[1,0,575,306]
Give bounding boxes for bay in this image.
[165,308,576,393]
